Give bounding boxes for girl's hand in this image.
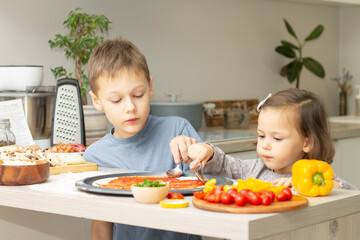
[188,143,214,169]
[272,177,292,188]
[169,136,197,164]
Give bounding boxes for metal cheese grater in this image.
[51,78,86,146]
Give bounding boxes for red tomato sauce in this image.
[98,176,204,190]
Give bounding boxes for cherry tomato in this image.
[221,192,233,204]
[263,190,275,202]
[204,189,214,201]
[193,191,204,200]
[282,188,293,200]
[213,185,224,195]
[205,194,216,203]
[214,192,222,203]
[260,195,272,206]
[234,193,247,206]
[246,191,262,205]
[227,188,238,199]
[239,189,250,196]
[167,192,184,199]
[276,188,292,201]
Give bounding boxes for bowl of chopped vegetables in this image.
[131,179,169,204]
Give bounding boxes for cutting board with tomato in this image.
[192,194,308,213]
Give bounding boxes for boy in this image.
[84,37,202,240]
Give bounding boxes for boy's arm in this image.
[169,135,197,164]
[91,220,113,240]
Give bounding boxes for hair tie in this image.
[257,93,272,112]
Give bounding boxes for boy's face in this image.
[256,107,310,174]
[90,68,154,139]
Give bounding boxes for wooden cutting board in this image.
[192,194,308,213]
[50,162,98,175]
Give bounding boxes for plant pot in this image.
[83,105,108,145]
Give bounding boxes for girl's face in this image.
[90,68,154,139]
[256,107,311,174]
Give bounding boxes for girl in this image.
[184,88,357,190]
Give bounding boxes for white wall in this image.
[0,0,342,115]
[339,6,360,115]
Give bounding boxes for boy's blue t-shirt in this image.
[84,115,202,240]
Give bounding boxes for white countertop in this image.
[0,167,359,239]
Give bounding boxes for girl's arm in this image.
[333,175,358,190]
[190,144,249,179]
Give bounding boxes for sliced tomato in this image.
[193,191,204,200]
[167,192,184,199]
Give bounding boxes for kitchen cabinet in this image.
[332,136,360,189]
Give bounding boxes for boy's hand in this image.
[170,136,197,164]
[272,177,292,188]
[188,143,214,169]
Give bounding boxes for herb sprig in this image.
[134,179,167,187]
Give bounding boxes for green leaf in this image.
[281,40,299,50]
[284,19,298,40]
[305,25,324,42]
[275,46,296,58]
[303,57,325,78]
[286,60,303,83]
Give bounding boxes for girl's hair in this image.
[87,36,150,94]
[259,88,334,164]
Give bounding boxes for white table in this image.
[0,167,359,240]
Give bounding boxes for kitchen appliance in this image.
[150,102,204,131]
[0,65,43,91]
[0,86,55,148]
[51,78,85,146]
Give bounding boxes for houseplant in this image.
[49,8,111,105]
[275,19,325,88]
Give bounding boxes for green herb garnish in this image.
[134,179,167,187]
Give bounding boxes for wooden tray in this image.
[192,194,308,213]
[50,162,98,175]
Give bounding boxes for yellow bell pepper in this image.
[292,159,334,197]
[266,185,286,196]
[203,178,216,193]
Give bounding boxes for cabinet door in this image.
[333,137,360,189]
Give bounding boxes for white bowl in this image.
[131,184,169,204]
[0,65,43,91]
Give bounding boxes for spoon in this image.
[166,160,183,178]
[190,162,209,184]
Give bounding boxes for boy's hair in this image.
[88,37,150,94]
[261,88,334,164]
